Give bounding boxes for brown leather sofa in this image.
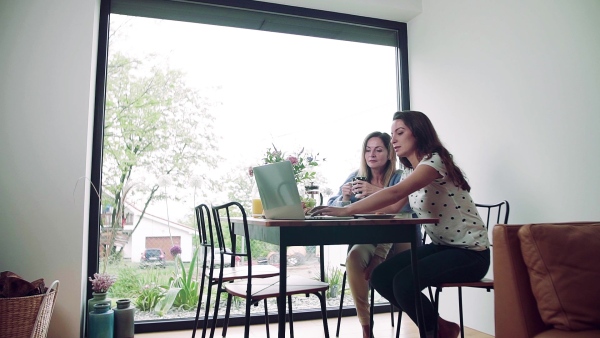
[493,222,600,338]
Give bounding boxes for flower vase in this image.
[89,303,114,338]
[88,292,111,337]
[329,284,339,298]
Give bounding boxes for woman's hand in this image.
[352,181,381,199]
[363,255,384,280]
[341,182,353,200]
[309,205,352,217]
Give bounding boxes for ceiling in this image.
[257,0,423,22]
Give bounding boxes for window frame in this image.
[89,0,410,333]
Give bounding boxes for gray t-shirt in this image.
[404,153,489,251]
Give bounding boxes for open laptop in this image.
[253,161,353,220]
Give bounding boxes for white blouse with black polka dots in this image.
[403,153,489,251]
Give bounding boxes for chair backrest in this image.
[212,201,252,270]
[195,203,218,270]
[475,200,510,245]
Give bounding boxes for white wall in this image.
[0,0,100,337]
[408,0,600,334]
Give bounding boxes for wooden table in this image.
[231,217,438,338]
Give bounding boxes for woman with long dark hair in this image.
[313,111,489,338]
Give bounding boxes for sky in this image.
[108,14,400,221]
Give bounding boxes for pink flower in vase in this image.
[89,273,116,293]
[287,156,298,165]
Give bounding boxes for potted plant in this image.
[324,266,343,298]
[87,273,116,336]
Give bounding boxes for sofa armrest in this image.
[493,224,549,338]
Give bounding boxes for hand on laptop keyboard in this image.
[309,205,352,217]
[308,206,327,216]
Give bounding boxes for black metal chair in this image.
[212,201,330,338]
[191,203,279,338]
[432,200,510,338]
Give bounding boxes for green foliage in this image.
[302,197,317,209]
[135,283,165,312]
[131,266,173,312]
[231,296,242,309]
[154,287,181,316]
[250,239,278,259]
[107,251,123,265]
[262,145,324,186]
[101,42,222,255]
[110,266,142,299]
[169,248,200,310]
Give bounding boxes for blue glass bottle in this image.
[87,292,111,337]
[89,303,114,338]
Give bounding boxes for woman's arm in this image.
[313,164,441,216]
[327,171,357,206]
[371,194,407,214]
[371,190,409,214]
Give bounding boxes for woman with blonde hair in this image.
[328,131,415,338]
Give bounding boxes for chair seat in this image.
[210,265,280,282]
[224,275,329,300]
[437,277,494,289]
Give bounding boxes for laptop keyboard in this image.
[304,215,354,220]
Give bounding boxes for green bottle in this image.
[89,303,114,338]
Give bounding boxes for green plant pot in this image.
[329,284,339,298]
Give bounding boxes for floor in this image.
[137,312,494,338]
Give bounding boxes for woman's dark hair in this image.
[358,131,396,186]
[393,111,471,191]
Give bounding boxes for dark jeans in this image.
[370,244,490,332]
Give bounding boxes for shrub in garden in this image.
[110,266,142,299]
[170,247,200,310]
[135,283,165,312]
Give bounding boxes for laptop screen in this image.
[253,161,305,220]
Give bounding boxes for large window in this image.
[90,0,409,332]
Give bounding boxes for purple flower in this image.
[170,245,182,256]
[89,273,116,293]
[248,166,254,177]
[287,156,298,165]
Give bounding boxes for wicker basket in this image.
[0,280,59,338]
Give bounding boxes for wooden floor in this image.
[137,312,493,338]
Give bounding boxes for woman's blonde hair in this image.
[358,131,397,186]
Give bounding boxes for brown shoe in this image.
[437,317,460,338]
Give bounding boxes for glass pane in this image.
[100,13,399,323]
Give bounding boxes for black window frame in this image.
[89,0,410,333]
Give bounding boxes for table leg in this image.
[411,238,426,338]
[278,244,288,338]
[319,245,326,309]
[320,245,325,282]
